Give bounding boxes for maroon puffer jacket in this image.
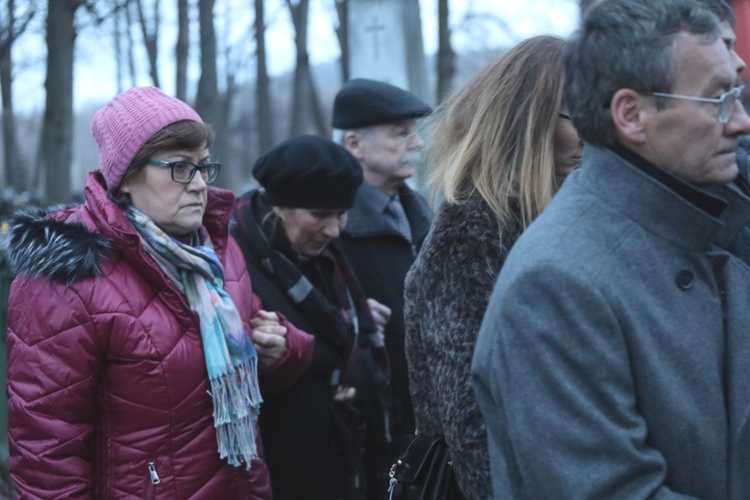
[5,171,313,499]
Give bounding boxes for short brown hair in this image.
[117,120,215,192]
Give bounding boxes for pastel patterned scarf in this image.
[125,206,261,469]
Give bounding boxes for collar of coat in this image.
[343,182,431,241]
[4,170,235,285]
[577,146,750,252]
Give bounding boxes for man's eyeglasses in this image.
[147,159,221,184]
[644,85,745,124]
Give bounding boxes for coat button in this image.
[676,269,694,290]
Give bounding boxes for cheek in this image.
[397,142,412,156]
[552,131,570,163]
[283,222,307,249]
[146,188,186,223]
[681,121,721,155]
[144,197,177,224]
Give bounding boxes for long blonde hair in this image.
[425,35,567,230]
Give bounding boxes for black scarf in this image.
[232,190,378,357]
[234,190,393,447]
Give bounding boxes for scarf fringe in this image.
[216,413,258,469]
[210,358,262,468]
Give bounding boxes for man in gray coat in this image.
[471,0,750,498]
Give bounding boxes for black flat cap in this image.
[332,78,432,129]
[253,134,363,210]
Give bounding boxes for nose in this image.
[408,132,424,150]
[734,52,747,76]
[186,171,208,191]
[321,218,341,239]
[726,99,750,136]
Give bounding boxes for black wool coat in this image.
[338,184,431,438]
[231,197,367,500]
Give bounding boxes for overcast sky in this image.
[12,0,579,114]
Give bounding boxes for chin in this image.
[397,164,416,178]
[178,219,204,235]
[301,249,325,258]
[703,161,739,185]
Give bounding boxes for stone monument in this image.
[347,0,430,104]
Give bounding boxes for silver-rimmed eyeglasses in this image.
[645,85,745,124]
[147,159,221,184]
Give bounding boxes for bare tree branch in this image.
[135,0,161,87]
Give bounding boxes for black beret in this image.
[252,135,364,210]
[332,78,432,129]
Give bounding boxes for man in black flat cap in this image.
[332,78,432,498]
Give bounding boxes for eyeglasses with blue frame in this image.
[147,159,221,184]
[643,85,745,124]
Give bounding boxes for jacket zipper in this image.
[148,461,161,484]
[144,461,160,500]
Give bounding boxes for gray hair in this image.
[565,0,720,146]
[696,0,736,24]
[332,127,374,146]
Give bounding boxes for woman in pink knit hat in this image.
[3,86,313,498]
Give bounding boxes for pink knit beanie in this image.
[91,86,203,191]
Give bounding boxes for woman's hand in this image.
[250,310,288,369]
[333,385,356,403]
[367,298,391,336]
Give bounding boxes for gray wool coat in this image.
[404,193,521,500]
[472,145,750,499]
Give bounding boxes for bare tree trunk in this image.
[175,0,189,101]
[436,0,454,103]
[213,4,237,188]
[38,0,80,204]
[334,0,348,83]
[195,0,225,185]
[255,0,273,153]
[135,0,161,88]
[114,0,124,93]
[0,0,34,192]
[403,0,429,104]
[125,0,138,87]
[195,0,218,125]
[287,0,327,137]
[215,72,235,187]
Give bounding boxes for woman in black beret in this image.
[231,135,391,500]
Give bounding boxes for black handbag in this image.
[386,434,466,500]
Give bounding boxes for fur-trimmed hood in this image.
[4,170,235,286]
[5,205,112,285]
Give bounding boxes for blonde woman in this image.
[403,35,582,499]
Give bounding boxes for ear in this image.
[610,88,648,144]
[344,131,365,162]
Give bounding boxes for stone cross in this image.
[364,16,386,60]
[346,0,429,103]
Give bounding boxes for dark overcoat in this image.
[339,183,431,437]
[231,193,369,500]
